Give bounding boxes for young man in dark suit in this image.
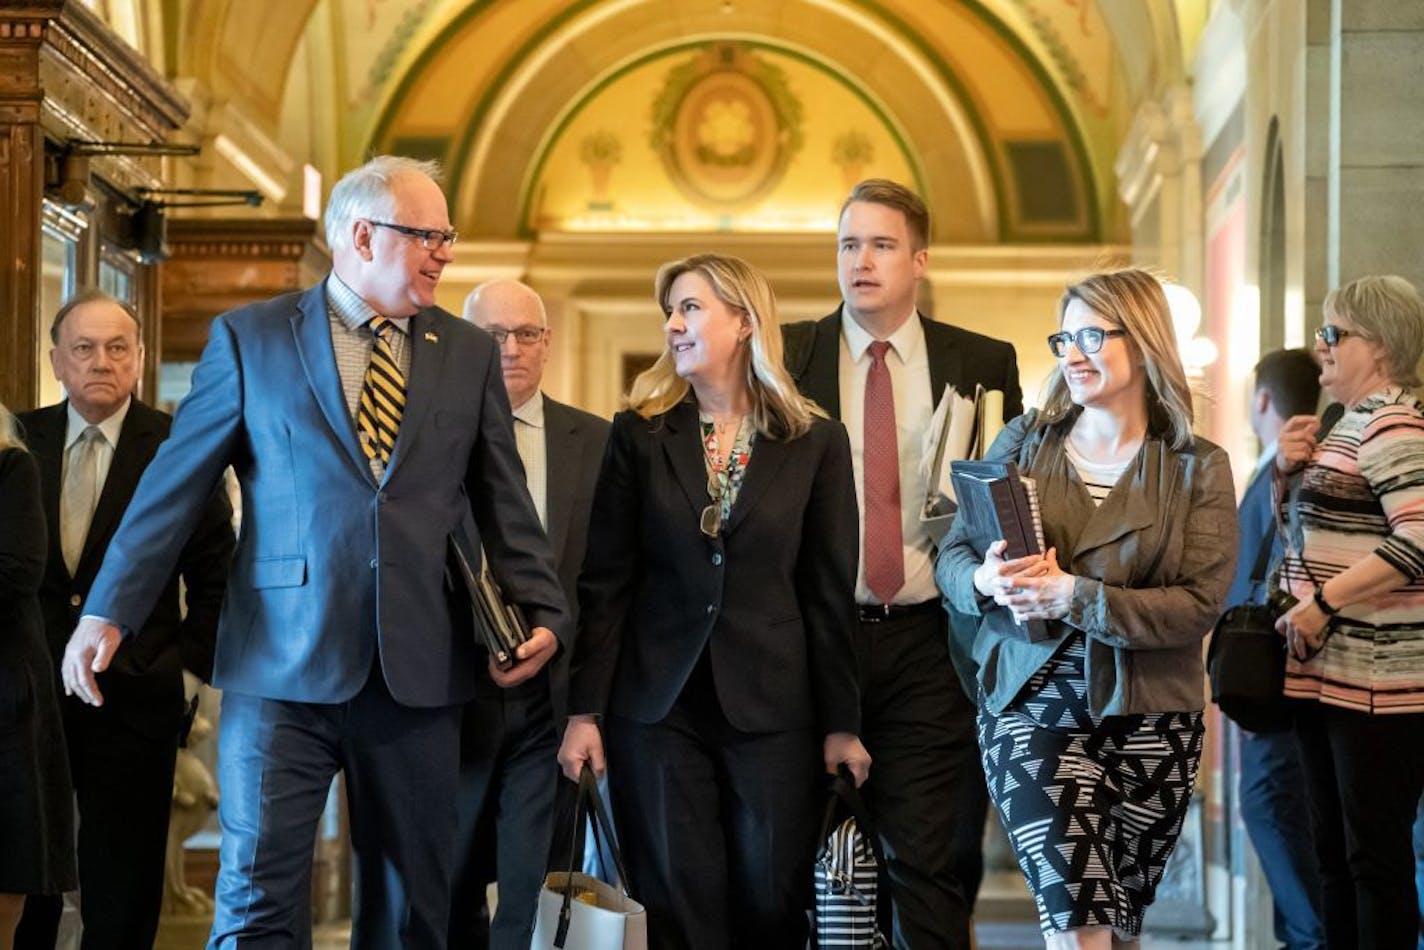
[452,279,610,948]
[16,291,235,950]
[1228,348,1325,950]
[57,157,569,947]
[782,179,1022,949]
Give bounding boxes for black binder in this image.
[447,529,532,670]
[949,460,1051,642]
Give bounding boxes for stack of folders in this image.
[949,460,1052,643]
[447,533,532,670]
[922,384,1005,519]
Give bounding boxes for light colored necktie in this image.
[356,316,406,465]
[61,425,103,575]
[863,341,905,602]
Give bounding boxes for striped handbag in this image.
[812,768,888,949]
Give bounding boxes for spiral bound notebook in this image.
[949,460,1051,642]
[447,530,532,670]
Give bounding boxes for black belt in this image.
[856,599,940,624]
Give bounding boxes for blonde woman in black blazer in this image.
[558,254,871,948]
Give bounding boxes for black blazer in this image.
[782,306,1024,427]
[541,396,610,723]
[17,400,235,738]
[569,401,861,736]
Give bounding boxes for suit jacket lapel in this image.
[922,315,963,404]
[658,401,710,521]
[1070,439,1164,559]
[722,431,790,535]
[77,402,161,579]
[27,405,67,580]
[543,399,578,563]
[382,308,444,478]
[291,284,374,485]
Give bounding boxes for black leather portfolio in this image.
[448,530,532,670]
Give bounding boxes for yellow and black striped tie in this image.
[357,316,405,465]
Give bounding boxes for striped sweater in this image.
[1281,387,1424,714]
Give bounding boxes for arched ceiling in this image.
[153,0,1196,243]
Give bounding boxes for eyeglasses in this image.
[1047,327,1128,358]
[364,219,458,251]
[700,471,723,538]
[1314,324,1358,347]
[486,326,547,346]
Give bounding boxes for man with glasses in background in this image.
[452,280,609,948]
[58,156,568,947]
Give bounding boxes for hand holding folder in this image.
[948,460,1052,643]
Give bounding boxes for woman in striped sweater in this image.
[1274,274,1424,948]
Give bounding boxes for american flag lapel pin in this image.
[424,331,438,343]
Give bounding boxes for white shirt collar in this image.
[841,307,924,364]
[512,390,545,428]
[66,397,131,451]
[1254,441,1278,476]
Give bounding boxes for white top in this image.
[513,390,547,530]
[838,310,937,605]
[1063,438,1131,507]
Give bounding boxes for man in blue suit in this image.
[58,156,569,948]
[1229,347,1325,950]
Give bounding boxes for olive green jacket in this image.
[936,410,1239,717]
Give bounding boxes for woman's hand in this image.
[823,732,871,788]
[1276,414,1321,475]
[1275,597,1330,661]
[974,540,1050,601]
[557,715,606,782]
[998,546,1074,622]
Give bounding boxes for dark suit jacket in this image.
[540,396,610,723]
[781,306,1024,425]
[18,400,234,738]
[570,401,861,735]
[82,281,568,708]
[1227,462,1280,609]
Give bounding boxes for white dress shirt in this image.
[513,391,548,530]
[838,311,937,605]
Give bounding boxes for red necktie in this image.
[864,340,904,602]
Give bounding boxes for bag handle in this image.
[817,765,885,870]
[553,764,634,948]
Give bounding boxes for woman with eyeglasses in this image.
[1271,275,1424,948]
[557,253,870,947]
[936,269,1238,950]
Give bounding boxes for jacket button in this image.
[377,492,388,503]
[705,604,715,615]
[70,594,82,607]
[369,558,378,569]
[711,552,723,566]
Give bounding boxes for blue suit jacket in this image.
[85,281,568,708]
[1227,460,1280,609]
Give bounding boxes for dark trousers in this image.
[1294,703,1424,949]
[15,698,179,950]
[859,604,981,950]
[448,677,559,950]
[208,668,462,950]
[1238,725,1324,949]
[604,659,821,949]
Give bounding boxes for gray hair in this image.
[324,156,445,253]
[1324,274,1424,388]
[51,289,141,344]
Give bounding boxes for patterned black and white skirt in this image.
[978,634,1203,939]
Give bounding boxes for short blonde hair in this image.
[1039,268,1195,450]
[0,401,26,453]
[627,254,823,440]
[1323,274,1424,388]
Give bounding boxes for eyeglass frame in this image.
[700,469,724,538]
[363,219,459,251]
[485,326,548,347]
[1046,326,1128,358]
[1314,324,1359,348]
